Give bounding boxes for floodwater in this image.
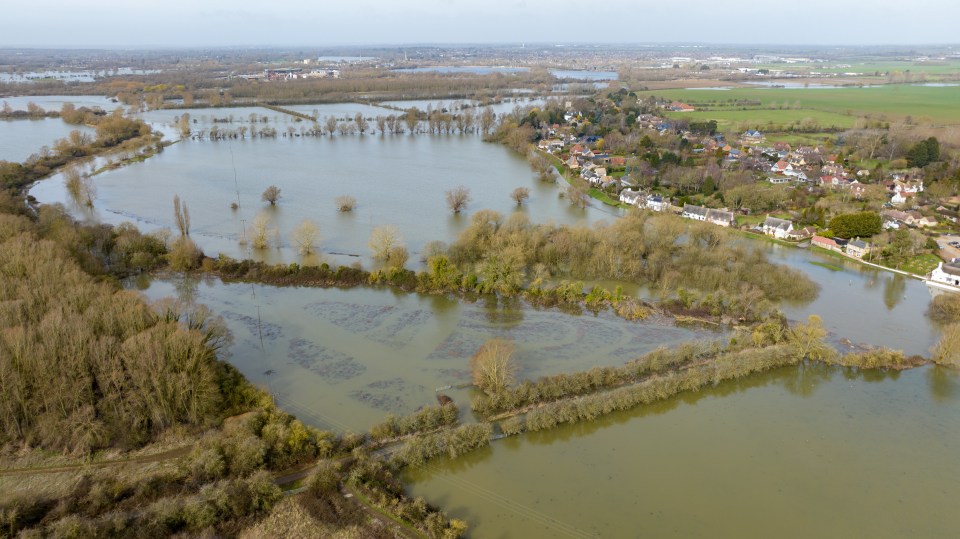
[31,122,618,267]
[135,278,711,433]
[550,70,618,81]
[0,95,107,162]
[762,244,943,356]
[406,363,960,538]
[0,118,95,162]
[15,97,957,538]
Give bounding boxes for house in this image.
[846,238,870,258]
[646,195,670,212]
[668,101,695,112]
[812,235,841,252]
[787,226,816,240]
[619,189,644,206]
[762,216,794,239]
[769,176,791,185]
[936,206,959,223]
[891,189,915,206]
[773,141,792,153]
[609,156,626,167]
[906,211,937,228]
[929,259,960,288]
[742,129,764,142]
[770,161,793,174]
[706,208,736,227]
[682,204,708,221]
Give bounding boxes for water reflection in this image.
[882,274,907,310]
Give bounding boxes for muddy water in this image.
[136,277,713,432]
[31,128,617,267]
[405,364,960,538]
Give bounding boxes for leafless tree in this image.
[445,185,472,214]
[369,224,402,260]
[261,185,281,205]
[335,195,357,212]
[470,338,517,395]
[510,187,531,206]
[291,219,320,255]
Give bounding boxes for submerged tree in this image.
[250,214,274,249]
[470,338,517,396]
[291,219,320,255]
[261,185,282,206]
[445,185,472,214]
[510,187,530,206]
[335,195,357,212]
[369,224,403,261]
[932,323,960,367]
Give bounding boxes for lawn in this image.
[894,254,942,276]
[639,84,960,125]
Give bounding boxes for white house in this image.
[929,259,960,288]
[646,195,669,212]
[706,208,736,227]
[762,216,794,239]
[682,204,708,221]
[619,189,644,206]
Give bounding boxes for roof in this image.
[849,239,869,249]
[764,216,793,230]
[683,204,708,217]
[812,235,838,246]
[706,208,734,222]
[941,262,960,277]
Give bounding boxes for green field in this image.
[665,108,857,131]
[639,84,960,125]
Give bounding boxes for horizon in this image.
[4,0,960,48]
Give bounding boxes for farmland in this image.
[639,84,960,126]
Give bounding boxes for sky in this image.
[4,0,960,48]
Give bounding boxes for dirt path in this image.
[0,444,195,478]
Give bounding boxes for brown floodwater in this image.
[405,363,960,538]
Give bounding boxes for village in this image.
[533,96,960,287]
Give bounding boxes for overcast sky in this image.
[4,0,959,48]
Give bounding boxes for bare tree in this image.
[354,113,369,135]
[470,338,517,395]
[565,183,591,209]
[335,195,357,212]
[479,107,496,136]
[369,224,402,260]
[325,116,338,136]
[445,185,472,214]
[173,194,190,236]
[375,115,387,135]
[64,167,96,208]
[404,107,419,134]
[291,219,320,255]
[261,185,281,205]
[250,214,273,249]
[510,187,531,206]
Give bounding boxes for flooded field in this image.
[136,278,712,432]
[406,363,960,538]
[31,124,619,266]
